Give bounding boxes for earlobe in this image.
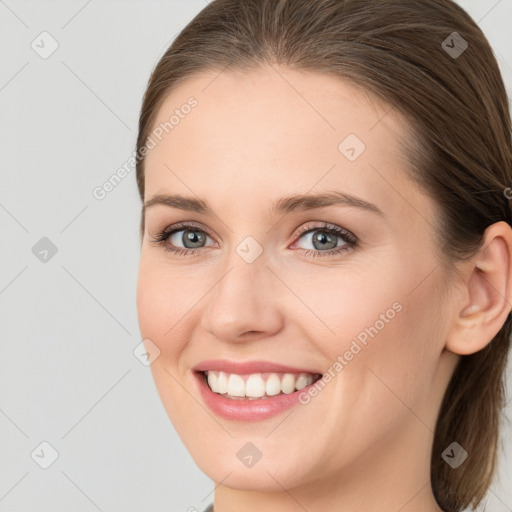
[445,221,512,356]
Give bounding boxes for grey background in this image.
[0,1,511,511]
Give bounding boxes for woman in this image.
[135,1,512,510]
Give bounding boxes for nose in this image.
[199,251,284,343]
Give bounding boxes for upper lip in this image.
[193,359,322,375]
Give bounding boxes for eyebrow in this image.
[143,191,385,218]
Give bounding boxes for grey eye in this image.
[296,230,346,251]
[170,229,211,249]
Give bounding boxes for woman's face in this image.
[136,67,458,494]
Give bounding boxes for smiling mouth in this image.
[199,370,323,400]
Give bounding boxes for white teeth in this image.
[217,371,228,394]
[295,374,309,390]
[207,371,217,391]
[204,370,318,398]
[227,374,245,397]
[246,374,266,397]
[281,373,296,394]
[265,373,281,396]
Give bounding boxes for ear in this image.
[445,221,512,355]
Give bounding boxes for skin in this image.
[136,65,512,512]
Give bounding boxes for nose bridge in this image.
[214,232,270,298]
[200,241,283,340]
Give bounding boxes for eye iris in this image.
[183,230,206,248]
[312,231,337,250]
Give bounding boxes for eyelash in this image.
[150,221,357,258]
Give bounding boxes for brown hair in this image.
[135,1,512,510]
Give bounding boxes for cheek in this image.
[333,269,445,422]
[135,257,184,359]
[136,260,198,430]
[136,262,164,340]
[136,255,188,336]
[293,256,443,414]
[382,281,446,403]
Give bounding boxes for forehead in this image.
[142,66,434,223]
[146,66,405,155]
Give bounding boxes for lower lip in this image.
[194,371,320,422]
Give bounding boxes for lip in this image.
[192,362,324,422]
[192,359,321,375]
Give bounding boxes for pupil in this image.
[314,232,336,250]
[184,230,205,248]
